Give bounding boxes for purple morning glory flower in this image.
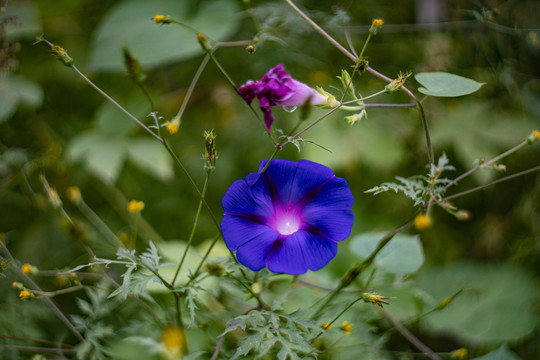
[237,64,327,133]
[221,159,354,275]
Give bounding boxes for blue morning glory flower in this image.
[221,159,354,275]
[237,64,327,133]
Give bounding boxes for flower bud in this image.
[49,44,73,67]
[385,71,411,93]
[127,200,145,213]
[362,292,390,307]
[344,109,367,126]
[341,321,354,335]
[414,213,432,230]
[203,130,217,173]
[152,13,172,24]
[455,210,471,221]
[165,116,180,135]
[197,33,212,53]
[21,263,39,276]
[316,87,340,108]
[12,282,24,289]
[19,289,33,300]
[370,18,384,34]
[66,186,82,205]
[246,44,256,54]
[123,47,146,84]
[527,130,540,144]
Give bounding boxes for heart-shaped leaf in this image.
[416,72,485,97]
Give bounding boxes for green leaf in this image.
[126,138,174,182]
[415,72,485,97]
[67,132,128,183]
[472,346,522,360]
[349,232,424,274]
[3,1,42,40]
[88,0,240,72]
[0,75,43,122]
[95,101,143,136]
[417,262,536,344]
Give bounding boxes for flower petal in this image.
[221,215,272,251]
[236,231,280,271]
[278,79,327,106]
[222,179,272,217]
[302,177,354,213]
[266,234,308,275]
[289,159,334,204]
[303,209,354,241]
[259,159,299,205]
[294,231,338,271]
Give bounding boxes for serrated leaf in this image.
[415,72,485,97]
[88,0,240,72]
[350,232,424,274]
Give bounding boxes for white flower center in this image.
[276,214,300,235]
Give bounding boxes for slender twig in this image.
[173,175,209,284]
[226,272,265,308]
[0,334,73,348]
[33,284,85,298]
[380,308,442,360]
[175,54,210,120]
[363,103,416,108]
[186,232,221,287]
[443,165,540,201]
[443,140,528,192]
[310,220,413,319]
[210,336,225,360]
[78,198,124,248]
[1,243,85,342]
[415,99,434,164]
[70,65,163,143]
[312,296,364,341]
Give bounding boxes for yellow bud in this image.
[66,186,82,204]
[127,200,145,213]
[322,322,332,330]
[414,213,432,230]
[165,117,180,135]
[21,263,38,275]
[152,13,171,24]
[12,282,23,289]
[370,19,384,34]
[161,326,184,358]
[341,321,354,335]
[19,289,32,300]
[450,347,468,359]
[197,33,212,52]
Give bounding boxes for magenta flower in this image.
[237,64,327,133]
[221,159,354,275]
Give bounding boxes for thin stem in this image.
[33,284,85,298]
[78,199,124,248]
[0,345,77,355]
[71,65,163,143]
[162,140,222,235]
[312,296,364,341]
[443,165,540,201]
[310,220,413,319]
[260,147,280,173]
[415,99,434,164]
[226,272,265,308]
[173,174,210,284]
[380,308,442,360]
[186,232,221,287]
[342,89,387,104]
[443,140,528,192]
[1,243,85,342]
[358,32,373,59]
[0,334,74,348]
[210,336,225,360]
[279,105,342,150]
[175,54,210,120]
[364,103,416,108]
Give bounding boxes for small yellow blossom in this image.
[66,186,82,204]
[161,326,184,359]
[370,19,384,34]
[165,117,180,134]
[19,289,32,300]
[341,321,354,335]
[127,200,145,213]
[414,213,432,230]
[533,130,540,140]
[322,322,332,330]
[21,263,38,275]
[152,13,171,24]
[450,347,468,359]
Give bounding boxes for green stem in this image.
[70,65,163,143]
[415,99,434,165]
[260,147,280,173]
[173,175,210,284]
[312,296,364,341]
[310,220,413,320]
[78,199,124,248]
[226,272,265,308]
[34,285,85,298]
[443,164,540,201]
[358,32,373,59]
[186,232,221,287]
[175,54,210,120]
[443,140,528,192]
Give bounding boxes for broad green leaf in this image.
[126,139,174,181]
[0,75,43,122]
[350,232,424,274]
[95,101,145,136]
[88,0,240,72]
[472,346,521,360]
[415,72,485,97]
[67,132,128,183]
[417,262,536,344]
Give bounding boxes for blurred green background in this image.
[1,0,539,359]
